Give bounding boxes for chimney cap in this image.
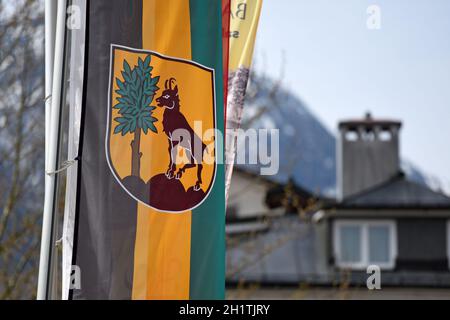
[339,112,402,130]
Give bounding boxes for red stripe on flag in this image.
[222,0,231,124]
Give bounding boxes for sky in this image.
[253,0,450,188]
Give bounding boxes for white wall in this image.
[227,171,271,218]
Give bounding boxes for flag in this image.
[68,0,226,300]
[225,0,263,200]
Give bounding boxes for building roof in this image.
[265,178,316,210]
[338,173,450,210]
[338,112,402,130]
[226,216,329,284]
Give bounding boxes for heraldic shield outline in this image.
[106,44,217,213]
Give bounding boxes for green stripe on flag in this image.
[189,0,225,300]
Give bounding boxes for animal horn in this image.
[169,78,176,90]
[165,79,169,89]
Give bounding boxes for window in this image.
[345,130,359,141]
[361,130,375,141]
[333,220,397,270]
[379,130,392,141]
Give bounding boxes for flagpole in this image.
[45,0,58,300]
[45,1,56,164]
[38,0,67,300]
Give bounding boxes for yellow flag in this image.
[225,0,263,199]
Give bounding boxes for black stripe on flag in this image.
[70,0,143,300]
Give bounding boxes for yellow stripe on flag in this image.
[132,0,192,300]
[229,0,262,70]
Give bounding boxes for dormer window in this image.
[333,220,397,270]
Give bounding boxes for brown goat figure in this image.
[155,78,206,191]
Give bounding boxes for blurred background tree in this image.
[0,0,44,299]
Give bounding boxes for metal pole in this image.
[45,1,56,165]
[44,1,57,299]
[38,0,67,300]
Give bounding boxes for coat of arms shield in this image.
[106,45,217,213]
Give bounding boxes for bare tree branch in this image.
[0,0,44,299]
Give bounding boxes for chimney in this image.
[337,112,402,200]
